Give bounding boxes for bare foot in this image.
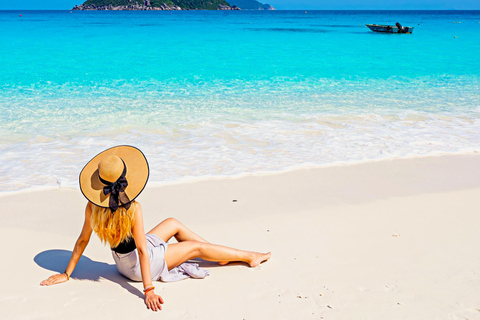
[218,261,229,266]
[249,252,271,267]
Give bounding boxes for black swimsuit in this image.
[112,237,136,254]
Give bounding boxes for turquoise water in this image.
[1,10,479,192]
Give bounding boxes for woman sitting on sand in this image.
[40,146,271,311]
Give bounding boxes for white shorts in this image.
[112,234,209,282]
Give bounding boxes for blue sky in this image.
[0,0,478,10]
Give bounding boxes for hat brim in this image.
[79,145,149,208]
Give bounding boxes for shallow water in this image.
[0,10,479,192]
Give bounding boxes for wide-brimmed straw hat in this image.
[79,145,149,212]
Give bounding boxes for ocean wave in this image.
[0,76,479,192]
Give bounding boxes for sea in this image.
[0,10,479,193]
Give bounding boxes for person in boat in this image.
[395,22,407,33]
[40,145,271,311]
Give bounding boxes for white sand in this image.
[2,154,480,319]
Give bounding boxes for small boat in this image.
[366,22,414,34]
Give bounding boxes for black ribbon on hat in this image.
[99,160,131,212]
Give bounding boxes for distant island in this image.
[72,0,275,10]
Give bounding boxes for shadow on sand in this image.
[34,249,144,299]
[34,250,235,298]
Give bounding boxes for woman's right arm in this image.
[40,202,93,286]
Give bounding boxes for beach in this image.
[1,9,480,319]
[2,153,480,319]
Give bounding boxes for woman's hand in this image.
[144,290,164,311]
[40,273,69,286]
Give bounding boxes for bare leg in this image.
[148,218,267,266]
[164,240,271,270]
[147,218,209,243]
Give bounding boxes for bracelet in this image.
[143,286,155,294]
[64,270,70,281]
[143,285,154,292]
[143,285,153,292]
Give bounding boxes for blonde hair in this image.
[90,201,136,248]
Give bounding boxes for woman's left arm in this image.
[132,202,164,311]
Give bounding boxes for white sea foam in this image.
[1,77,479,193]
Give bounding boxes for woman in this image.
[40,146,271,311]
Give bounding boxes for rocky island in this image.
[72,0,275,10]
[72,0,247,10]
[72,0,241,10]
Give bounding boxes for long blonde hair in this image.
[90,201,136,248]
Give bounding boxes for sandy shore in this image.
[2,153,480,319]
